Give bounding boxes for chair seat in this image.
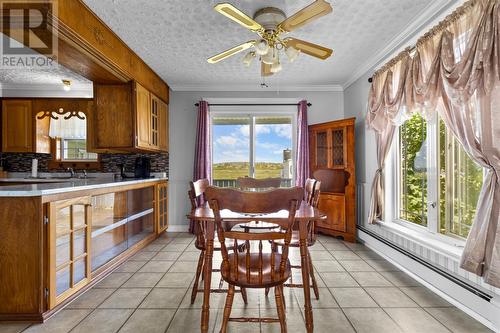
[272,230,315,247]
[221,253,291,288]
[239,221,280,231]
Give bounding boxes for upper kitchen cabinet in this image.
[1,100,50,153]
[91,81,168,153]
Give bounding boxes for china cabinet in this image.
[309,118,356,242]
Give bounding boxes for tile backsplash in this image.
[0,152,169,177]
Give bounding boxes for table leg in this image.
[299,220,314,333]
[201,221,215,333]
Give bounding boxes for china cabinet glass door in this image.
[314,130,329,168]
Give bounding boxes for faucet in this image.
[67,167,75,178]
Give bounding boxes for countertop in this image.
[0,177,167,197]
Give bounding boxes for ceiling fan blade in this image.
[207,41,256,64]
[261,62,273,76]
[278,0,333,32]
[285,38,333,60]
[214,3,263,32]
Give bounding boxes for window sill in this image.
[375,219,465,261]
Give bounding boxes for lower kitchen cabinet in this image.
[0,179,168,322]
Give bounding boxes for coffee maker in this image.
[134,156,151,178]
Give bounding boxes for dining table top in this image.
[189,200,326,222]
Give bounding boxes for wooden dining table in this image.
[188,200,326,333]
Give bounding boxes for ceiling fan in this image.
[207,0,334,76]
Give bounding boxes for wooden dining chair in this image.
[188,179,247,304]
[206,186,303,333]
[237,177,283,232]
[267,178,322,299]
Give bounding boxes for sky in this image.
[213,123,292,164]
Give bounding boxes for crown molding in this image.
[170,83,343,92]
[342,0,459,89]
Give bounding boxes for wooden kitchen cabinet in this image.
[155,181,168,234]
[309,118,356,242]
[0,179,168,322]
[135,82,152,149]
[48,196,92,308]
[158,101,169,151]
[91,81,168,153]
[1,100,50,153]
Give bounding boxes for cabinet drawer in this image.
[317,193,346,232]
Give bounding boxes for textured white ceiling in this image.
[0,33,92,89]
[0,0,435,91]
[80,0,436,89]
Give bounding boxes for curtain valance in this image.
[367,0,499,130]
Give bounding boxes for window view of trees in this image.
[399,113,428,226]
[439,120,483,238]
[398,113,483,239]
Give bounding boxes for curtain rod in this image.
[194,102,312,107]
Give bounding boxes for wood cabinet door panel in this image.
[330,126,347,169]
[48,197,92,309]
[317,194,346,232]
[158,101,168,152]
[135,82,151,149]
[2,100,33,152]
[93,84,134,150]
[312,129,329,169]
[155,182,168,234]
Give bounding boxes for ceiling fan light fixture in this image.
[208,1,334,77]
[242,51,256,67]
[270,60,282,73]
[261,48,276,65]
[255,39,269,55]
[285,46,300,62]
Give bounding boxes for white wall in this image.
[168,90,344,229]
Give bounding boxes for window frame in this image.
[48,137,101,170]
[209,105,298,184]
[386,112,473,248]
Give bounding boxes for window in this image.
[211,111,296,188]
[49,114,100,169]
[439,120,483,238]
[399,113,428,227]
[394,113,483,240]
[60,139,97,161]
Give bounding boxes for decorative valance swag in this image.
[365,0,500,287]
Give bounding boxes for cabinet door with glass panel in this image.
[310,126,347,171]
[48,197,91,308]
[155,182,168,234]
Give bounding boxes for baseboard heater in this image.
[357,225,493,302]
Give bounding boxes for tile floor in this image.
[0,232,493,333]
